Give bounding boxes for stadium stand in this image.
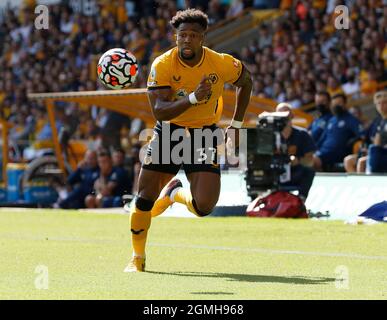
[0,0,386,208]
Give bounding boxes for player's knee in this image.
[192,198,215,217]
[135,196,155,211]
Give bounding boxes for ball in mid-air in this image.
[97,48,138,89]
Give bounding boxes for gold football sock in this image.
[130,205,151,257]
[151,197,171,218]
[173,188,202,217]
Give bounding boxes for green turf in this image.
[0,209,386,300]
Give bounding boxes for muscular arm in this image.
[147,88,192,121]
[231,64,253,122]
[147,75,212,121]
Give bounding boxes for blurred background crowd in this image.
[244,0,386,105]
[0,0,386,208]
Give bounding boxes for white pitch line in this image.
[148,243,387,261]
[1,232,386,261]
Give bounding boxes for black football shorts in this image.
[142,121,223,175]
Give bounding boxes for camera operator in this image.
[276,103,316,201]
[367,90,387,173]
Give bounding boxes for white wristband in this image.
[188,92,198,105]
[230,120,243,129]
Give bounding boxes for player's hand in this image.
[194,75,212,101]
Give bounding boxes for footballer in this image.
[125,8,252,272]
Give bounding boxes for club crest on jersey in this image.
[208,73,218,84]
[175,88,188,99]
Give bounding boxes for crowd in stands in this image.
[241,0,386,104]
[56,147,135,209]
[0,0,386,208]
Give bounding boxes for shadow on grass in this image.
[146,271,336,285]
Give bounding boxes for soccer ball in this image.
[97,48,138,89]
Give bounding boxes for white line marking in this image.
[1,233,386,261]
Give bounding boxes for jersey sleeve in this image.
[219,53,243,84]
[147,57,171,90]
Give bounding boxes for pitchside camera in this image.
[245,111,291,199]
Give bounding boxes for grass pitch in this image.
[0,209,386,300]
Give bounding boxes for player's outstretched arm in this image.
[147,75,212,121]
[225,65,253,150]
[231,65,253,124]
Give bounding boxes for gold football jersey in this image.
[147,46,243,128]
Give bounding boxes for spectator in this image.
[257,24,272,50]
[349,105,368,128]
[360,68,379,96]
[299,20,314,44]
[8,108,35,154]
[285,86,302,109]
[226,0,244,18]
[99,111,131,151]
[35,111,64,141]
[276,103,316,200]
[112,147,133,196]
[85,149,126,208]
[327,76,344,97]
[343,105,376,173]
[342,70,360,98]
[308,91,332,145]
[57,149,99,209]
[301,90,314,105]
[343,115,379,173]
[366,90,387,173]
[314,93,363,171]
